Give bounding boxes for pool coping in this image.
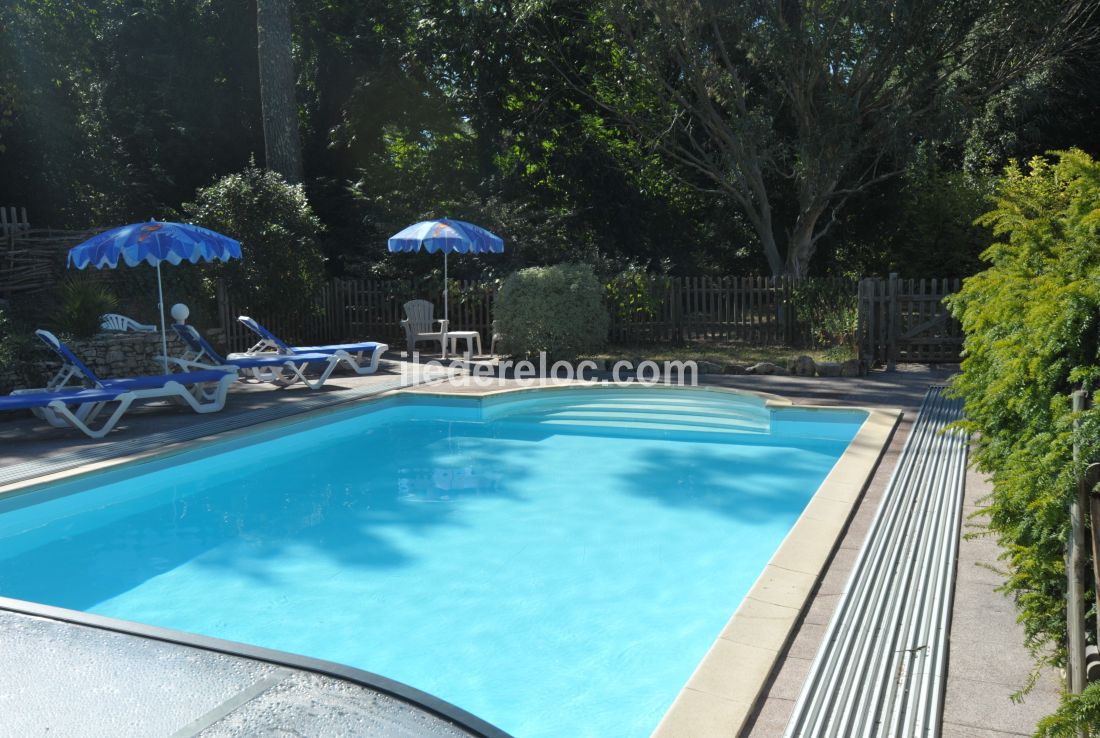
[0,379,901,736]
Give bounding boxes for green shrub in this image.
[0,305,20,375]
[605,266,666,323]
[184,162,324,318]
[51,277,119,338]
[790,279,858,355]
[0,306,42,393]
[947,149,1100,730]
[494,263,609,359]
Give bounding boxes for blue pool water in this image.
[0,388,865,737]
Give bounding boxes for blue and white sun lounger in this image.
[238,315,388,375]
[34,329,229,399]
[2,331,237,438]
[172,323,350,390]
[0,386,142,439]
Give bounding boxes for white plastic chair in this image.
[401,299,449,356]
[100,313,156,333]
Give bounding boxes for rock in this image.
[787,355,816,377]
[816,361,843,377]
[696,360,723,375]
[840,359,861,377]
[723,363,748,375]
[747,361,789,375]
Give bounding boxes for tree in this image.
[257,0,303,183]
[340,0,725,275]
[184,163,323,318]
[947,149,1100,734]
[557,0,1097,276]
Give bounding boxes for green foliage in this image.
[50,277,118,339]
[580,0,1086,276]
[0,305,17,370]
[2,0,1095,294]
[790,280,858,354]
[828,151,995,277]
[0,0,261,226]
[184,164,325,318]
[605,266,666,322]
[947,150,1100,724]
[0,305,43,392]
[494,263,609,359]
[1036,682,1100,737]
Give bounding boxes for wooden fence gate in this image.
[858,274,963,367]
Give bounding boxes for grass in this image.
[591,340,852,367]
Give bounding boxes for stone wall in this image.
[0,328,225,393]
[67,331,190,377]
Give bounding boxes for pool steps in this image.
[483,395,866,444]
[783,386,966,737]
[483,393,770,433]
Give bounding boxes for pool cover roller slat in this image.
[784,385,967,737]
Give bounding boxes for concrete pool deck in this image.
[0,360,1061,736]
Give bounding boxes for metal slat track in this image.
[785,386,967,738]
[1,366,453,488]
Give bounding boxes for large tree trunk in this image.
[785,205,827,278]
[257,0,303,184]
[740,172,785,277]
[754,219,785,277]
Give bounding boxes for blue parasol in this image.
[387,219,504,325]
[68,221,242,372]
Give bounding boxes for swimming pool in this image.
[0,387,870,737]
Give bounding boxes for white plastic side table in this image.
[447,331,483,357]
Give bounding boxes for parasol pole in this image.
[155,261,169,374]
[443,249,449,325]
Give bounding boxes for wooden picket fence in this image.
[0,222,965,366]
[217,274,964,363]
[608,275,827,345]
[215,275,850,353]
[858,275,963,365]
[216,278,498,351]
